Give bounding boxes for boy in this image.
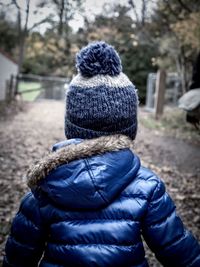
[3,42,200,267]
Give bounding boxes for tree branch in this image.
[12,0,20,10]
[177,0,192,13]
[128,0,140,24]
[24,0,30,34]
[28,16,52,32]
[141,0,148,26]
[0,1,13,7]
[162,0,180,18]
[52,0,59,5]
[58,0,65,35]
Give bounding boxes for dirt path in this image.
[137,109,200,174]
[0,101,199,266]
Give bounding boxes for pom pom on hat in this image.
[76,41,122,77]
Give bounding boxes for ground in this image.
[0,100,200,266]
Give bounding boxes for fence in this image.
[5,75,17,102]
[16,74,69,101]
[146,72,182,111]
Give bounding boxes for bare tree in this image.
[11,0,52,74]
[12,0,30,74]
[38,0,84,36]
[128,0,150,26]
[128,0,140,24]
[55,0,65,35]
[160,0,199,93]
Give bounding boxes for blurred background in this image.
[0,0,200,266]
[0,0,199,100]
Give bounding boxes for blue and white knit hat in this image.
[65,41,139,140]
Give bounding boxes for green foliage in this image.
[148,0,200,92]
[23,28,77,77]
[121,44,157,103]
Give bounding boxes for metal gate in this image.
[17,74,69,101]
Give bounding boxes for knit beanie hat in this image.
[65,41,139,140]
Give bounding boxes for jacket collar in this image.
[27,134,134,189]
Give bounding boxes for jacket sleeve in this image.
[142,178,200,266]
[3,192,47,267]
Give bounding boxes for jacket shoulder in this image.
[122,166,165,202]
[137,166,161,182]
[18,192,43,226]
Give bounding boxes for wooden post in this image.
[10,75,14,100]
[155,70,166,119]
[14,75,19,96]
[146,73,156,110]
[5,80,10,102]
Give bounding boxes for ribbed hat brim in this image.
[65,117,137,140]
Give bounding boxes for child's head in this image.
[65,41,138,140]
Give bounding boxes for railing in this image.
[16,74,69,101]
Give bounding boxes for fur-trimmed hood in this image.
[27,135,141,210]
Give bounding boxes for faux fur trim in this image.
[27,134,134,189]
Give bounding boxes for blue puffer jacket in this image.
[3,135,200,267]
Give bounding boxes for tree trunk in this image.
[16,0,30,74]
[180,47,187,94]
[175,48,187,95]
[18,33,26,74]
[58,0,65,35]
